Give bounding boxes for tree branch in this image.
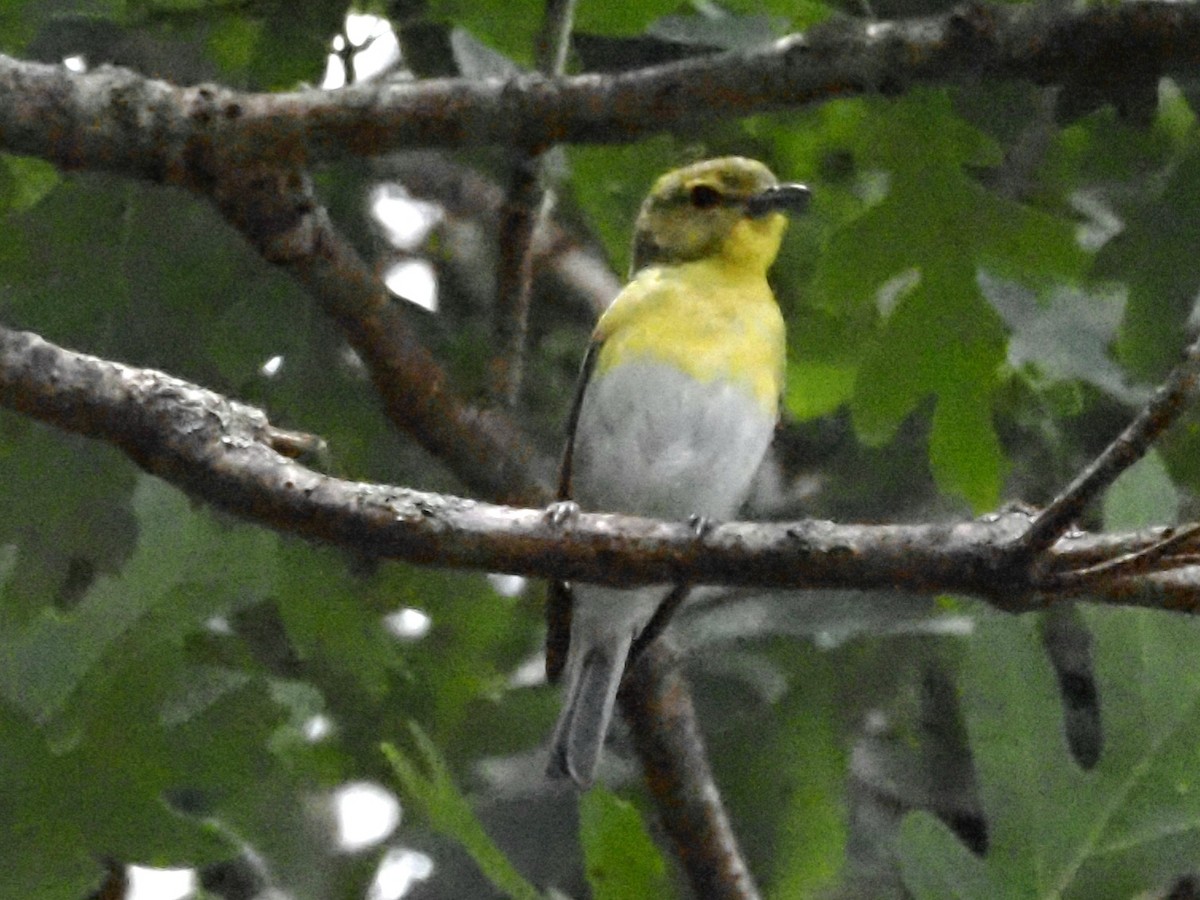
[488,152,545,406]
[3,3,1200,166]
[1021,331,1200,559]
[2,323,1198,608]
[202,159,551,504]
[621,640,761,900]
[488,0,576,407]
[386,152,618,320]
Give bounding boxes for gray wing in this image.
[545,340,601,684]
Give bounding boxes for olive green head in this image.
[631,156,810,275]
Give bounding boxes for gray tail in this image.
[547,636,630,787]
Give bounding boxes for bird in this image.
[546,156,810,787]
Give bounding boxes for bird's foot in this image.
[688,514,714,539]
[546,500,581,528]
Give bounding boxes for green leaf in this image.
[785,355,858,420]
[1102,449,1180,531]
[784,304,864,420]
[1046,104,1190,202]
[0,474,310,891]
[369,564,533,759]
[0,476,276,720]
[1095,146,1200,382]
[0,700,100,899]
[812,90,1085,510]
[928,381,1006,512]
[900,812,991,900]
[0,1,37,54]
[580,787,675,900]
[574,0,679,36]
[0,178,137,354]
[383,727,542,900]
[0,416,139,624]
[761,650,847,899]
[0,177,314,387]
[425,0,540,67]
[899,607,1200,898]
[1158,411,1200,496]
[275,543,404,700]
[207,14,263,75]
[209,2,341,88]
[0,154,60,212]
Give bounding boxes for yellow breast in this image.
[592,256,786,413]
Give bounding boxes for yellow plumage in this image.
[592,257,786,414]
[547,157,809,786]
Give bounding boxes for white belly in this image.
[570,358,776,521]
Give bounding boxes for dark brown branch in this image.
[624,594,762,900]
[1022,331,1200,558]
[4,3,1200,166]
[203,159,550,506]
[620,640,761,900]
[488,0,576,407]
[488,153,544,406]
[1040,524,1200,592]
[3,323,1198,607]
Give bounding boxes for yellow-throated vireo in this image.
[547,157,810,786]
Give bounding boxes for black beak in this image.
[746,183,811,219]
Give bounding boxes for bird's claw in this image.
[546,500,581,528]
[688,514,714,539]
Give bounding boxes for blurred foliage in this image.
[383,729,542,900]
[899,604,1200,899]
[2,0,1200,899]
[578,787,674,900]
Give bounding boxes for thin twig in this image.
[535,0,578,75]
[628,584,690,667]
[489,154,545,406]
[385,153,618,319]
[1022,331,1200,558]
[1039,523,1200,592]
[488,0,577,406]
[262,425,327,461]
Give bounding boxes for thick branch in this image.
[3,324,1198,609]
[2,3,1200,167]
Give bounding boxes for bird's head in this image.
[630,156,810,275]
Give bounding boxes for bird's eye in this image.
[689,184,722,210]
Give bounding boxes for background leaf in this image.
[383,729,543,900]
[899,607,1200,899]
[580,787,675,900]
